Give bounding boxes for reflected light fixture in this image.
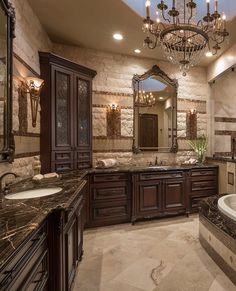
[142,0,229,76]
[134,49,141,54]
[21,77,44,127]
[113,33,123,40]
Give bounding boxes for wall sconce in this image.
[107,103,121,137]
[21,77,44,127]
[186,109,197,140]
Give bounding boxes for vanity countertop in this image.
[0,163,218,268]
[0,170,87,269]
[89,163,218,174]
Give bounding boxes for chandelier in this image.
[143,0,229,76]
[135,90,156,106]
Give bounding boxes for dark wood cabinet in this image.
[88,173,131,227]
[187,167,218,214]
[132,171,186,223]
[39,52,97,173]
[0,222,49,291]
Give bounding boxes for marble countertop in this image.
[0,163,218,268]
[199,194,236,239]
[0,170,87,269]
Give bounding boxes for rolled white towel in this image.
[96,159,117,169]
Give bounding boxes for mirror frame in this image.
[132,65,178,154]
[0,0,15,163]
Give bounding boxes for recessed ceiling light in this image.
[113,33,123,40]
[134,49,141,54]
[205,51,213,57]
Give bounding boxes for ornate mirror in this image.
[132,65,178,153]
[0,0,15,162]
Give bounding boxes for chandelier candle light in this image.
[143,0,229,76]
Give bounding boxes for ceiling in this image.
[28,0,236,67]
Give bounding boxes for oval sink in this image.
[5,187,62,200]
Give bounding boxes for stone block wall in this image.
[0,0,52,177]
[53,44,208,166]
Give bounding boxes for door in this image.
[139,114,158,148]
[51,66,74,172]
[137,180,162,217]
[74,74,92,169]
[163,179,185,212]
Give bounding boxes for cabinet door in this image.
[51,66,74,152]
[64,216,77,291]
[76,210,83,262]
[74,74,92,169]
[137,180,162,216]
[163,179,185,212]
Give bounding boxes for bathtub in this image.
[218,194,236,222]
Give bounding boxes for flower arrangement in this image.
[188,135,208,164]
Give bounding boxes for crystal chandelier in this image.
[143,0,229,76]
[135,90,156,106]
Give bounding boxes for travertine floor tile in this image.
[73,215,235,291]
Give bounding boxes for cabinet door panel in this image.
[74,75,91,148]
[163,179,185,211]
[52,66,74,151]
[64,217,77,291]
[137,181,162,215]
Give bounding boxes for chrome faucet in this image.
[0,172,18,197]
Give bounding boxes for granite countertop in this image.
[89,163,218,174]
[199,194,236,239]
[206,156,236,163]
[0,163,218,268]
[0,170,88,269]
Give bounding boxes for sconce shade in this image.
[23,77,44,128]
[25,77,44,92]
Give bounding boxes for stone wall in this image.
[53,44,208,166]
[0,0,52,177]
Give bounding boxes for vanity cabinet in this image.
[39,52,97,173]
[88,173,131,227]
[0,222,49,291]
[132,171,186,223]
[187,168,218,214]
[48,186,85,291]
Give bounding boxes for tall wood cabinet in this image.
[39,52,97,173]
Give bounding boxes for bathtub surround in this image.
[199,195,236,285]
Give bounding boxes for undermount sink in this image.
[5,187,63,200]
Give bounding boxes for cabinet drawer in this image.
[190,168,217,177]
[91,201,131,226]
[52,161,74,172]
[93,173,128,183]
[76,151,91,161]
[52,151,73,161]
[139,171,183,181]
[191,179,217,192]
[65,189,85,223]
[77,161,91,169]
[92,183,129,202]
[189,194,213,212]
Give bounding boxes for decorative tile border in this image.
[93,136,133,140]
[215,117,236,123]
[13,131,40,138]
[93,90,133,97]
[15,152,40,159]
[93,104,133,109]
[93,149,133,153]
[177,109,206,114]
[215,130,236,136]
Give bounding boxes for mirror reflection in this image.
[133,66,177,152]
[0,7,7,150]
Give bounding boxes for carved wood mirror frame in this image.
[132,65,178,153]
[0,0,15,162]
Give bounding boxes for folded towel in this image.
[96,159,117,169]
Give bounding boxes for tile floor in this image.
[73,215,236,291]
